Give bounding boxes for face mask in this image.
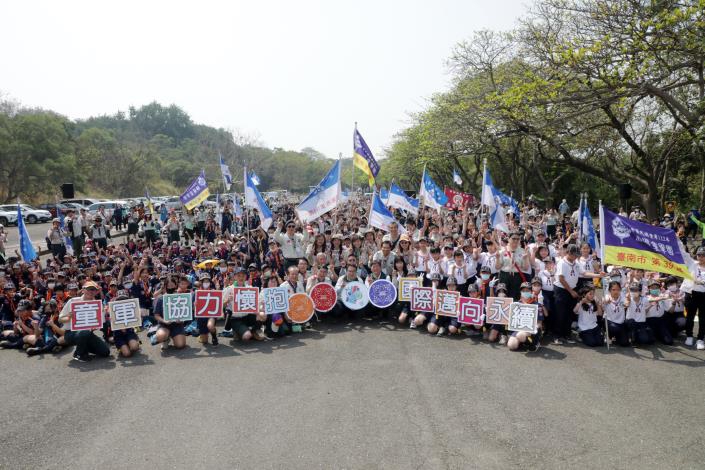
[219,267,227,273]
[521,291,532,299]
[202,282,211,289]
[481,273,490,281]
[649,289,660,296]
[47,282,55,290]
[124,282,133,289]
[630,293,640,301]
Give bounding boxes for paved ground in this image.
[0,320,703,470]
[2,222,128,258]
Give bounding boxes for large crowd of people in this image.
[0,194,704,363]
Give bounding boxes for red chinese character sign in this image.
[485,297,512,325]
[435,290,460,317]
[194,290,224,318]
[70,300,103,331]
[457,297,484,326]
[410,287,435,313]
[233,287,259,314]
[309,283,337,312]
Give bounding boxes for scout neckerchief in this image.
[505,247,527,283]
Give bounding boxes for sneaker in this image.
[436,326,447,337]
[566,337,577,344]
[685,337,694,347]
[0,340,11,349]
[198,336,206,344]
[211,333,218,346]
[552,338,564,345]
[72,354,91,362]
[160,338,171,350]
[149,334,158,346]
[498,335,508,345]
[26,347,41,356]
[219,329,234,338]
[52,345,62,353]
[409,322,416,329]
[697,340,705,351]
[252,329,266,341]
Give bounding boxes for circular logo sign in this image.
[310,283,337,312]
[341,281,369,310]
[368,279,397,308]
[287,293,315,324]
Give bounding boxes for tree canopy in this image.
[381,0,705,217]
[0,100,338,203]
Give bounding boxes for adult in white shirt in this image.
[684,246,705,349]
[552,244,605,344]
[273,219,310,269]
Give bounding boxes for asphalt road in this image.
[2,222,128,258]
[0,320,703,470]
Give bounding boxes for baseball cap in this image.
[83,281,99,290]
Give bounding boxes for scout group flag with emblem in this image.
[180,170,210,211]
[599,205,693,279]
[353,125,380,187]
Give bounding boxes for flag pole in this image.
[351,123,358,194]
[244,166,251,255]
[599,200,610,350]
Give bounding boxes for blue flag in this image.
[380,187,389,204]
[419,169,448,212]
[250,171,261,186]
[17,203,37,261]
[581,199,599,252]
[369,192,402,233]
[244,168,272,230]
[296,160,341,223]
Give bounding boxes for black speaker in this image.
[61,183,75,199]
[618,183,632,200]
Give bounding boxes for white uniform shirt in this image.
[603,295,626,324]
[553,258,580,289]
[626,296,648,322]
[693,265,705,293]
[577,301,598,332]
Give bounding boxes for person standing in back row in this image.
[273,219,310,269]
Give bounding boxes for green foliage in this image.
[0,100,339,202]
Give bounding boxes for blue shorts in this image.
[163,323,185,338]
[114,329,139,348]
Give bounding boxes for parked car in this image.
[0,208,18,226]
[0,204,51,224]
[61,198,104,207]
[86,201,128,220]
[36,203,76,218]
[164,196,183,212]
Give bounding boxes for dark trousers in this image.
[685,291,705,340]
[626,320,654,345]
[646,316,674,345]
[606,320,630,346]
[50,243,66,259]
[64,330,110,358]
[498,271,524,301]
[71,236,83,257]
[553,286,576,339]
[579,326,604,347]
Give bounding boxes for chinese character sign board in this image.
[261,286,290,315]
[457,297,484,326]
[233,287,259,314]
[485,297,512,325]
[399,277,422,302]
[194,290,224,318]
[108,298,141,331]
[410,287,435,313]
[435,290,460,317]
[162,293,193,322]
[507,302,539,333]
[70,300,103,331]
